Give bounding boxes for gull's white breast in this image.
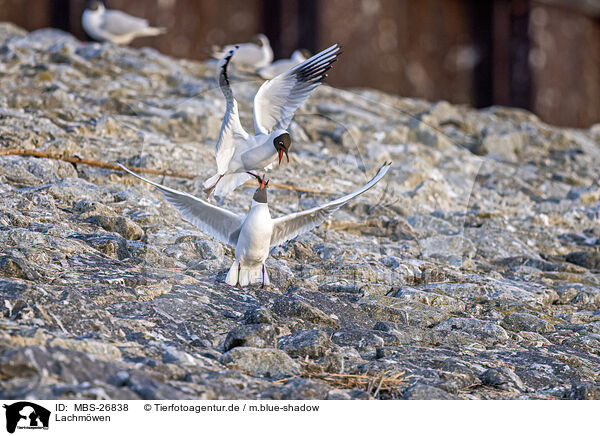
[82,9,104,41]
[227,135,275,173]
[235,202,273,266]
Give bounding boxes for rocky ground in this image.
[0,23,599,400]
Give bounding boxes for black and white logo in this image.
[3,402,50,434]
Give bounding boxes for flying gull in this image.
[204,43,341,197]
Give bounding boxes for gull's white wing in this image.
[102,9,150,35]
[253,43,341,135]
[118,165,244,246]
[215,47,249,174]
[270,162,391,247]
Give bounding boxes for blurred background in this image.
[0,0,598,128]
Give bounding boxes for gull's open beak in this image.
[248,172,263,185]
[285,150,289,163]
[278,149,284,165]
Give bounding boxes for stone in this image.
[331,329,385,351]
[85,215,144,240]
[223,324,277,351]
[565,251,600,270]
[278,329,331,359]
[402,383,457,400]
[433,317,509,345]
[262,378,331,400]
[219,347,300,378]
[476,131,527,163]
[271,296,339,328]
[326,389,353,400]
[49,338,122,361]
[501,312,555,334]
[481,367,526,392]
[243,307,275,325]
[565,382,600,400]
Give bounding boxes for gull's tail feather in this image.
[226,261,269,287]
[136,26,167,38]
[204,172,252,197]
[203,173,222,190]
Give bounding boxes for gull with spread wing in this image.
[204,43,341,197]
[119,162,391,288]
[82,0,166,45]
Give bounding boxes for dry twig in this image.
[276,368,407,398]
[0,148,333,194]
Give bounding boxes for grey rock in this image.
[358,295,450,327]
[223,324,277,351]
[85,215,144,240]
[278,329,332,359]
[372,321,399,332]
[271,296,339,328]
[481,367,526,392]
[433,317,509,345]
[331,329,385,351]
[243,307,275,325]
[565,382,600,400]
[566,251,600,270]
[262,378,331,400]
[0,346,187,399]
[402,383,458,400]
[393,287,466,312]
[476,131,527,162]
[419,235,475,265]
[219,347,300,378]
[318,347,365,373]
[326,389,353,400]
[194,239,224,261]
[501,312,555,334]
[0,253,40,280]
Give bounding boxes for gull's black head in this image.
[252,34,267,47]
[251,174,269,203]
[87,0,104,10]
[273,132,291,165]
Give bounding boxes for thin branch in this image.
[0,148,333,194]
[0,148,196,178]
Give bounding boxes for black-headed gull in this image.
[82,0,166,45]
[118,162,391,288]
[258,49,311,79]
[204,43,341,197]
[211,34,273,72]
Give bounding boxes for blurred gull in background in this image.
[212,34,273,72]
[258,49,311,79]
[82,0,166,45]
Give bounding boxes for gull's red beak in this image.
[260,175,265,190]
[278,149,284,165]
